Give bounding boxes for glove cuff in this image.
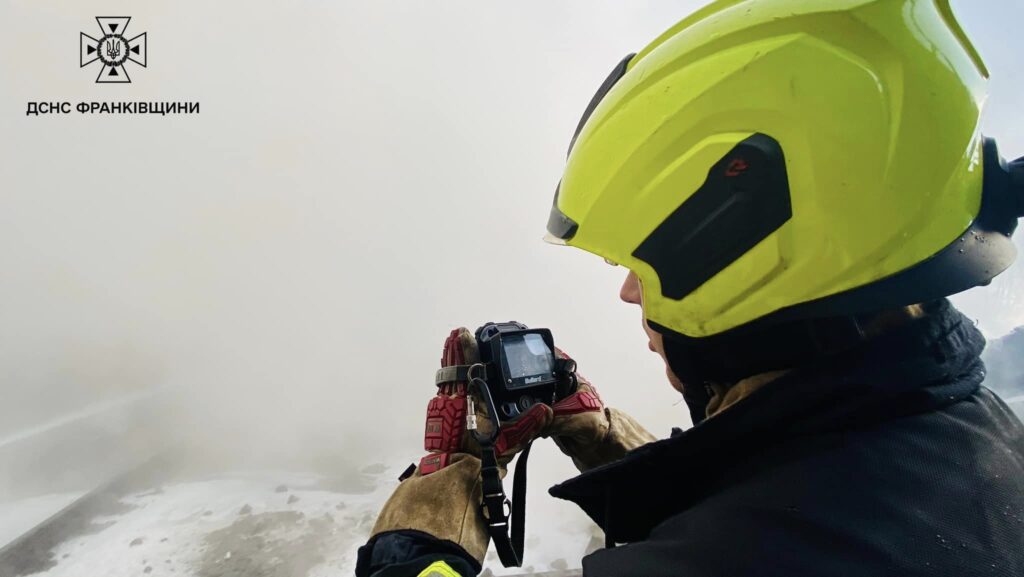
[356,530,481,577]
[556,407,656,472]
[369,453,489,564]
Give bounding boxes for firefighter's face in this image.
[619,270,686,393]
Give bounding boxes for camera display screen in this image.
[502,333,555,386]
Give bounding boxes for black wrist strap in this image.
[478,441,532,567]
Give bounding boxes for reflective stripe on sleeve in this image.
[416,560,463,577]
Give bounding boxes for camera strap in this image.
[465,366,532,568]
[478,438,532,568]
[435,364,487,386]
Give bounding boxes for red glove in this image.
[420,327,553,474]
[547,349,657,472]
[419,329,654,475]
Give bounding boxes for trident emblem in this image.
[105,40,121,61]
[80,17,147,83]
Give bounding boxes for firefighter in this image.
[357,1,1024,575]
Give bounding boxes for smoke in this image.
[0,0,1022,525]
[0,0,707,499]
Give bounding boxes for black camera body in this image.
[475,321,574,422]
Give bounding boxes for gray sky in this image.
[1,0,1022,503]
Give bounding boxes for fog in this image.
[1,0,1023,559]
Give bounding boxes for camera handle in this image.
[467,363,532,568]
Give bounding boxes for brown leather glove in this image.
[547,350,657,472]
[368,328,552,566]
[367,330,656,568]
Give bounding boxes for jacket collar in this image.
[548,300,986,542]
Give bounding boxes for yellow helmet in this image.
[547,0,1024,382]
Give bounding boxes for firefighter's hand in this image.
[362,327,552,571]
[422,327,553,472]
[546,349,657,472]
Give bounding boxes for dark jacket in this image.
[360,300,1024,576]
[551,300,1024,576]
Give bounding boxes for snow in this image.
[10,467,591,577]
[20,471,377,577]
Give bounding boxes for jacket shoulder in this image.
[581,390,1024,577]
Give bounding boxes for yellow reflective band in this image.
[416,560,462,577]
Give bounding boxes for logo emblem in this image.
[80,17,147,83]
[724,158,750,177]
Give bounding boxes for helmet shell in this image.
[551,0,991,338]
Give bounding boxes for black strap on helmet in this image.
[566,53,635,158]
[548,53,636,244]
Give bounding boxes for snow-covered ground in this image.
[0,385,594,577]
[2,466,592,577]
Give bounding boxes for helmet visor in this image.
[546,54,634,243]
